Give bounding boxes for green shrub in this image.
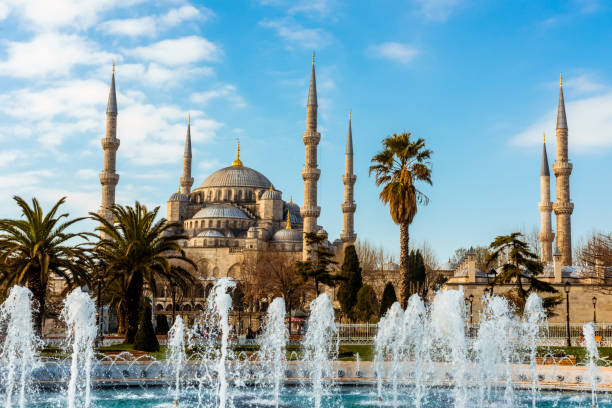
[133,301,160,352]
[156,314,169,335]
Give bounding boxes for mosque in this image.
[442,76,612,324]
[97,57,357,313]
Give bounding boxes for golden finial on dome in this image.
[285,211,291,230]
[178,185,181,194]
[289,196,293,204]
[269,184,274,192]
[232,140,242,167]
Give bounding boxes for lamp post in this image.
[171,281,177,325]
[564,281,571,347]
[592,296,597,324]
[96,260,106,349]
[468,294,474,325]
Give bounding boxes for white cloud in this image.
[99,16,156,37]
[4,0,145,31]
[369,42,418,65]
[511,91,612,152]
[190,84,246,108]
[99,5,212,37]
[76,169,99,179]
[260,18,331,49]
[0,2,10,20]
[0,32,116,78]
[413,0,462,22]
[118,63,213,86]
[130,36,221,66]
[289,0,335,18]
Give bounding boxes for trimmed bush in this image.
[156,314,169,335]
[133,301,160,352]
[379,282,397,317]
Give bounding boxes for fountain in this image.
[0,286,40,408]
[302,293,338,408]
[523,292,547,408]
[584,322,599,408]
[374,301,405,406]
[403,294,430,408]
[257,297,288,407]
[61,288,97,408]
[167,315,186,405]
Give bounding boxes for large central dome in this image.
[199,165,272,189]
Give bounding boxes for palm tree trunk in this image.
[400,221,410,308]
[124,271,144,343]
[27,272,46,337]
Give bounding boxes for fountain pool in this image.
[17,386,612,407]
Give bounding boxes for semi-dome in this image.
[261,188,281,200]
[168,191,189,202]
[273,228,303,242]
[199,166,272,189]
[192,205,250,219]
[197,229,225,238]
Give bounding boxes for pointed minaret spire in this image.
[301,53,322,260]
[99,65,121,237]
[557,74,567,130]
[553,74,574,266]
[341,111,357,244]
[539,132,554,263]
[180,114,194,194]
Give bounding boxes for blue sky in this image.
[0,0,610,263]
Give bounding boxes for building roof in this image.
[261,187,282,200]
[273,228,303,242]
[192,205,249,219]
[197,229,225,238]
[199,165,272,189]
[168,191,189,202]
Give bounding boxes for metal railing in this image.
[334,323,612,345]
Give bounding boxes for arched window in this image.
[156,304,164,311]
[182,304,192,311]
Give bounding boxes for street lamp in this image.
[592,296,597,324]
[564,281,571,347]
[96,260,106,349]
[468,294,474,325]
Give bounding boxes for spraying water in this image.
[258,297,288,407]
[62,288,97,408]
[476,295,517,407]
[302,293,338,408]
[374,302,404,406]
[167,316,186,405]
[523,293,546,408]
[0,286,40,408]
[403,294,430,408]
[583,322,599,408]
[430,288,469,408]
[207,278,236,408]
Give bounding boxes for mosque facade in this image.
[97,57,357,312]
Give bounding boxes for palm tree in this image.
[486,232,561,314]
[90,202,195,343]
[0,196,92,335]
[369,133,432,306]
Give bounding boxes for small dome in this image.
[192,205,249,219]
[273,228,303,242]
[261,188,282,200]
[169,192,189,202]
[438,261,455,271]
[200,166,272,189]
[197,229,225,238]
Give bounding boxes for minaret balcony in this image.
[342,174,357,184]
[302,131,321,145]
[101,138,120,150]
[300,206,321,218]
[341,202,356,213]
[552,161,572,176]
[538,202,553,212]
[99,173,119,186]
[538,231,555,242]
[553,202,574,215]
[301,168,321,181]
[180,176,194,186]
[340,233,357,243]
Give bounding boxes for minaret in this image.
[552,75,574,266]
[99,64,120,233]
[538,132,554,263]
[301,52,322,261]
[180,114,194,194]
[340,111,357,244]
